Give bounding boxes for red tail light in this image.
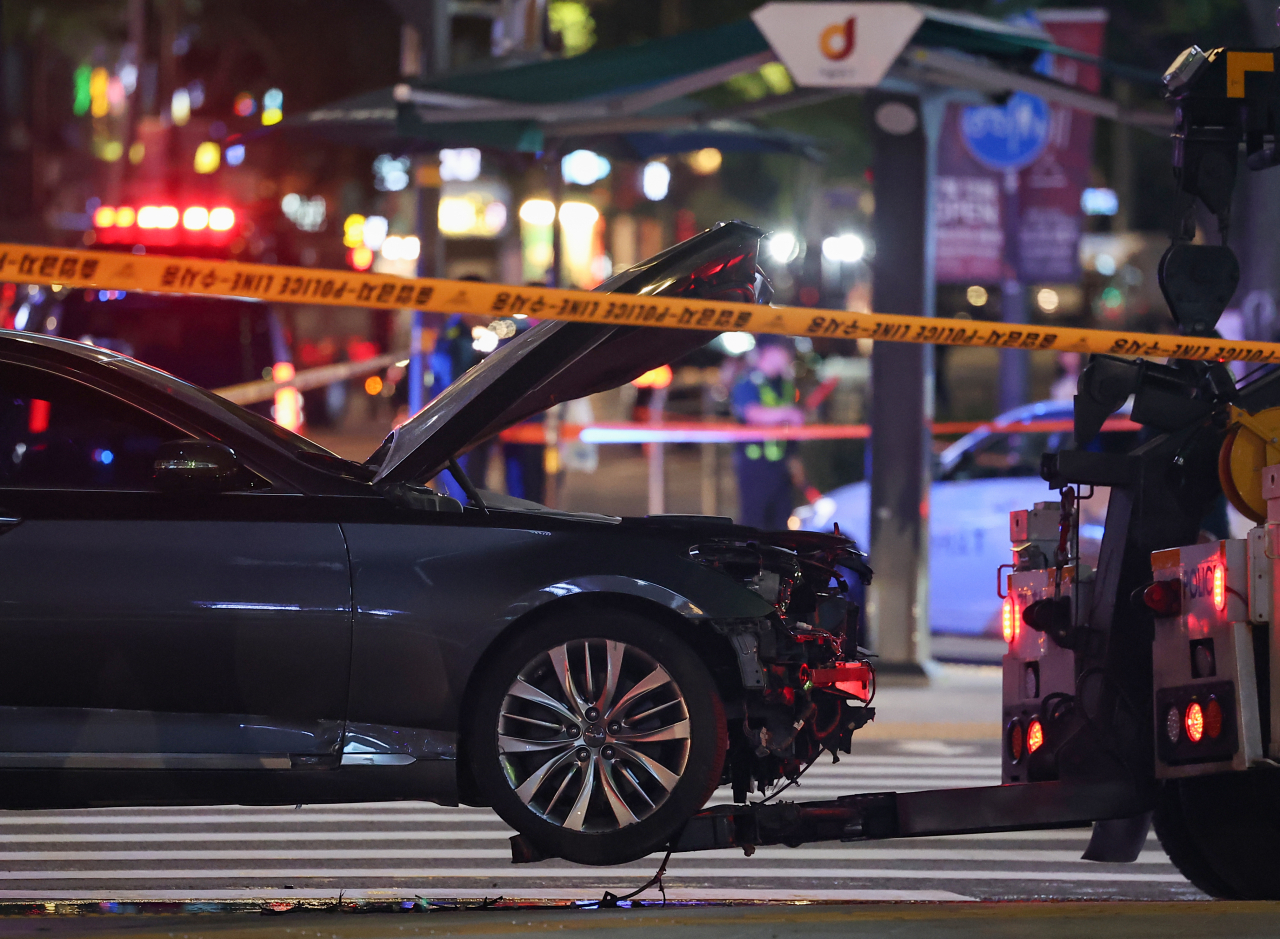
[1203,697,1223,739]
[1185,701,1204,743]
[93,206,116,227]
[1002,595,1017,643]
[1026,719,1044,753]
[1213,565,1226,611]
[1007,720,1024,762]
[1142,579,1182,617]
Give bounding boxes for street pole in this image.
[547,146,562,286]
[998,169,1028,413]
[866,91,944,679]
[406,1,449,416]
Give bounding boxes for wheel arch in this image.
[454,587,746,806]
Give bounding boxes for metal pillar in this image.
[866,91,944,677]
[547,147,563,286]
[406,1,449,417]
[998,169,1028,413]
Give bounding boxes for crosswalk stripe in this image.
[0,867,1188,883]
[0,847,1175,863]
[0,830,1158,843]
[0,888,979,902]
[0,831,514,843]
[0,739,1185,900]
[0,813,504,826]
[0,829,1148,843]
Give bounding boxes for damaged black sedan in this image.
[0,222,874,865]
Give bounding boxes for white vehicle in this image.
[793,400,1134,636]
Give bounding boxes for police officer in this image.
[731,336,807,530]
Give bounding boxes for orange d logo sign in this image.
[819,17,856,61]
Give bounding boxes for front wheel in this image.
[466,609,727,865]
[1154,770,1280,899]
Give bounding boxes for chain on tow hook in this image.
[1022,485,1085,649]
[1054,486,1075,600]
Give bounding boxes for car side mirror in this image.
[154,439,244,492]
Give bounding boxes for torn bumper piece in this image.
[805,661,873,702]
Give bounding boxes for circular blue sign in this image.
[960,92,1052,171]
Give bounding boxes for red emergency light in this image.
[93,203,238,247]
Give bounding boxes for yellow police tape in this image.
[7,241,1280,363]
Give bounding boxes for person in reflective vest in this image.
[731,336,807,530]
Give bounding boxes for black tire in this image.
[1152,780,1241,899]
[466,608,727,866]
[1154,771,1280,899]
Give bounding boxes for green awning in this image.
[283,4,1155,155]
[414,18,771,105]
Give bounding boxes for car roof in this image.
[0,327,128,364]
[938,395,1135,472]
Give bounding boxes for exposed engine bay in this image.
[690,531,876,801]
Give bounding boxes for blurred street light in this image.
[686,148,722,175]
[642,161,671,201]
[171,88,191,126]
[766,231,800,263]
[519,199,556,226]
[822,233,865,263]
[440,148,482,182]
[562,149,611,185]
[362,215,389,251]
[1036,287,1060,314]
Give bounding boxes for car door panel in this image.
[0,357,353,760]
[340,520,744,736]
[341,522,555,733]
[0,508,352,756]
[0,707,343,768]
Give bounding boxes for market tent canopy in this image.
[277,3,1167,155]
[390,5,1165,138]
[281,83,820,157]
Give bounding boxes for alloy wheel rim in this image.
[497,638,691,833]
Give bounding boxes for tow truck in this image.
[519,42,1280,899]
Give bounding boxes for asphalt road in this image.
[0,737,1200,904]
[6,902,1279,939]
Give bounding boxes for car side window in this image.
[945,430,1070,480]
[0,363,183,491]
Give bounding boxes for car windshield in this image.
[105,354,374,480]
[939,429,1070,480]
[939,427,1142,481]
[53,291,276,389]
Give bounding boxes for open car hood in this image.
[371,220,768,487]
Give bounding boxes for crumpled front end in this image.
[690,530,876,801]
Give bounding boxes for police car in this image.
[792,400,1138,637]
